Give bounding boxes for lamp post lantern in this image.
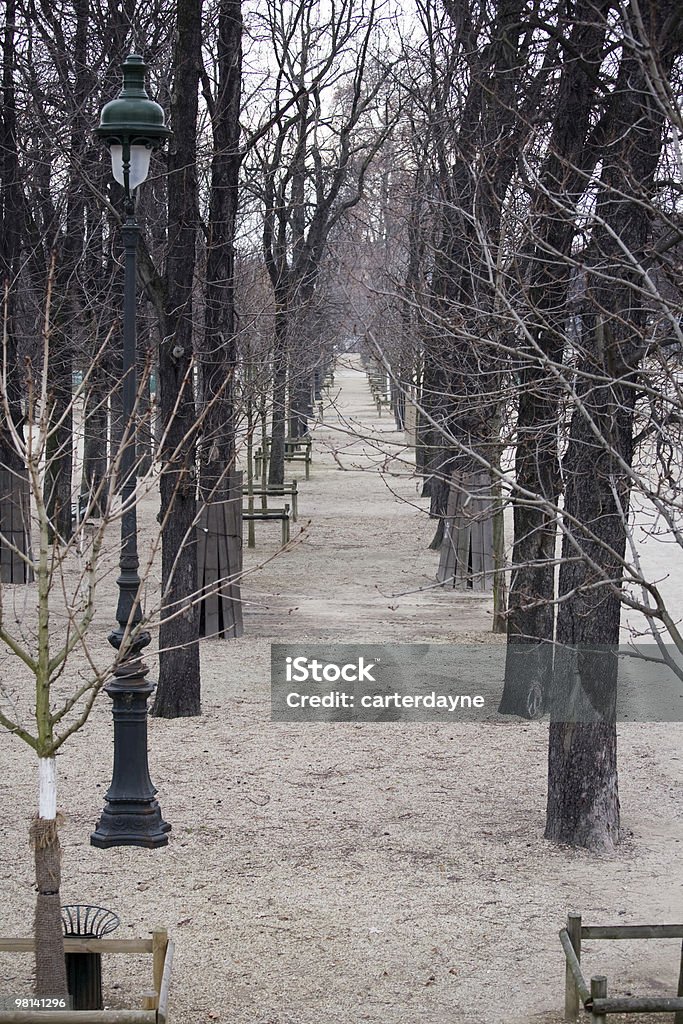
[91,54,172,850]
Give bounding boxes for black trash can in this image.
[61,905,120,1010]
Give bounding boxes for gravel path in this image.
[0,356,681,1023]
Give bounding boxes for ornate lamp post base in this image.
[90,801,170,849]
[91,669,171,849]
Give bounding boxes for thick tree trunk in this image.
[200,0,241,498]
[546,345,629,847]
[154,0,202,717]
[545,0,678,848]
[546,330,631,847]
[197,0,243,640]
[501,3,612,716]
[546,720,620,849]
[431,1,525,572]
[289,377,311,439]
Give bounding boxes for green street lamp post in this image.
[91,54,172,849]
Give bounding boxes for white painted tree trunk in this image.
[33,755,68,995]
[38,757,57,819]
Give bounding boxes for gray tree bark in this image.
[154,0,203,717]
[501,1,613,716]
[546,1,681,848]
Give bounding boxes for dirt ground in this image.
[0,355,681,1023]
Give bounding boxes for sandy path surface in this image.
[238,357,493,642]
[0,356,681,1024]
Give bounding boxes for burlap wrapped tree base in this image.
[30,817,67,996]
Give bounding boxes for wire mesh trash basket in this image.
[61,905,120,1010]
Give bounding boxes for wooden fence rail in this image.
[0,930,172,1024]
[0,1013,155,1024]
[561,913,683,1022]
[0,939,153,954]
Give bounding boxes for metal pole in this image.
[91,204,170,850]
[112,212,143,647]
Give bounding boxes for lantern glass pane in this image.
[109,144,125,186]
[129,145,152,190]
[108,143,152,191]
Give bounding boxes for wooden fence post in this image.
[590,976,607,1022]
[152,928,168,1001]
[565,913,582,1021]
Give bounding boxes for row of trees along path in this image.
[242,353,493,643]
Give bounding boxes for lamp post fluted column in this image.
[113,212,144,649]
[91,54,172,849]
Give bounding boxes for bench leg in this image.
[305,458,310,481]
[292,493,298,521]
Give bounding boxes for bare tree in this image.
[0,279,153,990]
[347,0,683,850]
[246,0,395,484]
[545,0,683,849]
[501,0,614,716]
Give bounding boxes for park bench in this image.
[366,372,391,414]
[257,435,310,457]
[285,436,312,479]
[255,437,312,480]
[285,436,308,452]
[243,479,298,520]
[242,503,291,545]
